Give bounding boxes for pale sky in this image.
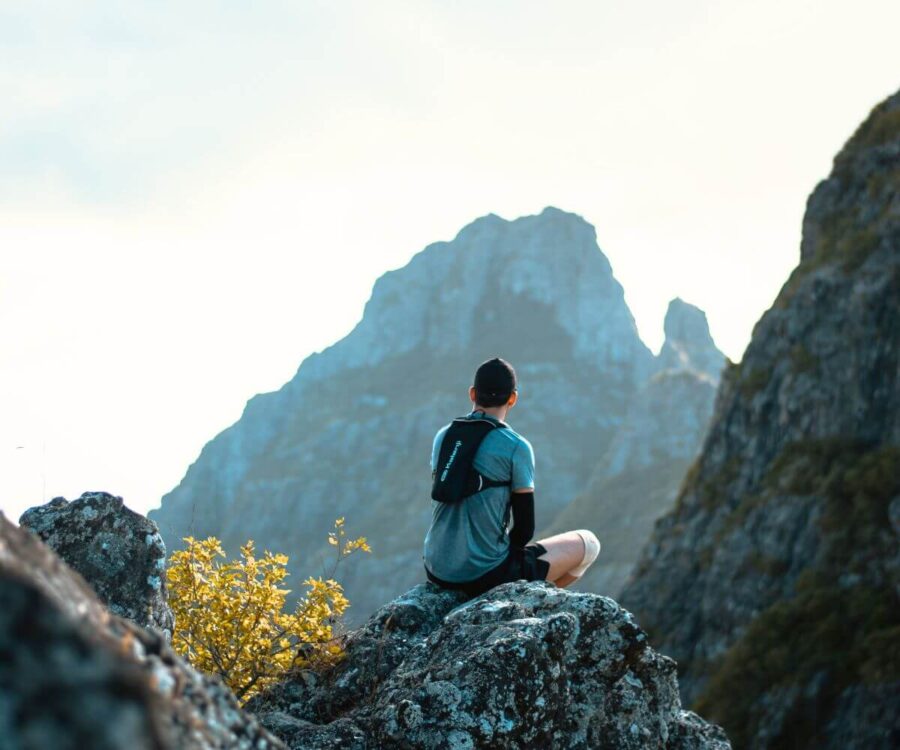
[2,1,899,523]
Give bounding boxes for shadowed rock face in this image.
[248,582,731,750]
[0,512,284,750]
[620,89,900,749]
[20,491,175,641]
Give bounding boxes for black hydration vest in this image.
[431,415,511,504]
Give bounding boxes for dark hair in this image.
[473,358,517,407]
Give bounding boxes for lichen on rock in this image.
[0,511,283,750]
[3,493,728,748]
[248,581,731,749]
[19,491,175,641]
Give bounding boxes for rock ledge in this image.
[249,581,731,749]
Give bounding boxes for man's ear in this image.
[469,385,477,403]
[507,391,518,408]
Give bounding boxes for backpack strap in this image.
[431,416,510,503]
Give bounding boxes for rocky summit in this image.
[2,494,730,749]
[150,207,722,622]
[620,89,900,748]
[247,581,730,749]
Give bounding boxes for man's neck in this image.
[471,404,509,421]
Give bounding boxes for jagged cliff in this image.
[543,299,724,596]
[620,90,900,749]
[150,207,720,621]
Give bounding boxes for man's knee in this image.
[570,529,601,577]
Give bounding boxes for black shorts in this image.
[425,542,551,597]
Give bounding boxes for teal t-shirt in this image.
[423,410,536,583]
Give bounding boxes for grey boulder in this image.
[0,511,284,750]
[249,582,731,749]
[20,491,175,640]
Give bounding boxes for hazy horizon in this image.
[3,0,899,522]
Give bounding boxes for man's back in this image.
[423,410,535,582]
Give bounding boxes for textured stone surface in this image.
[0,511,284,750]
[20,491,175,640]
[249,582,731,749]
[620,89,900,748]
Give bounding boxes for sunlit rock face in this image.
[620,89,900,749]
[151,207,720,621]
[248,581,732,750]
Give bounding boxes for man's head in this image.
[469,357,518,410]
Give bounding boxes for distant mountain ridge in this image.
[543,298,724,596]
[151,207,721,620]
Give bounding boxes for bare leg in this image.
[533,530,585,582]
[553,572,579,588]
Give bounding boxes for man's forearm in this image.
[508,491,535,548]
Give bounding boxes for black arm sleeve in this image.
[508,491,535,548]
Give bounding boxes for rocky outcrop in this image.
[19,491,175,641]
[620,89,900,749]
[3,495,729,748]
[542,298,723,596]
[0,511,285,750]
[248,581,731,749]
[150,207,679,622]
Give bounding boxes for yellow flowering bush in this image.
[166,518,370,702]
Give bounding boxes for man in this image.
[423,357,600,596]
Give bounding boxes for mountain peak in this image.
[150,207,666,620]
[539,204,582,219]
[453,206,594,243]
[452,211,507,241]
[664,298,712,342]
[800,88,900,265]
[657,298,724,382]
[300,208,647,383]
